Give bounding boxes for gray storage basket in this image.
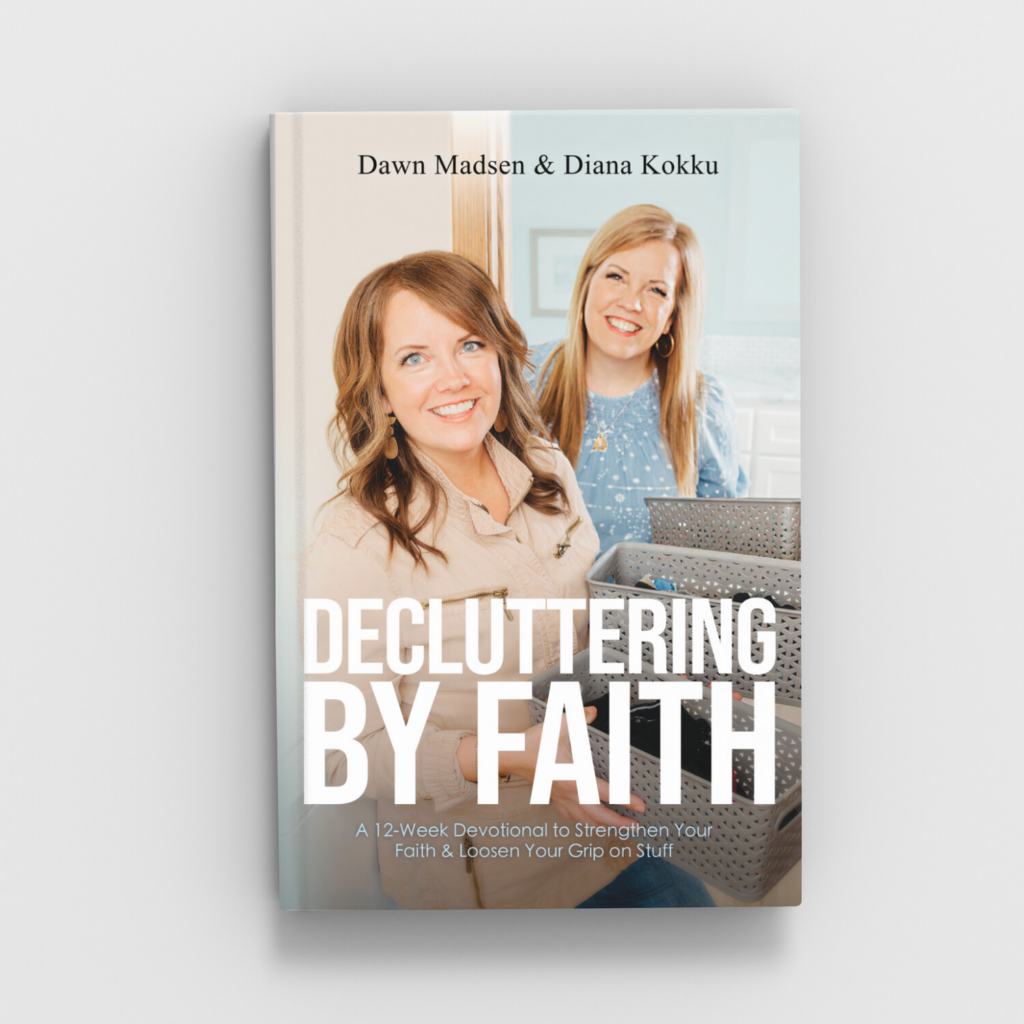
[587,542,802,706]
[529,650,802,903]
[646,497,801,560]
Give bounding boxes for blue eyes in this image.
[400,340,484,366]
[605,273,668,298]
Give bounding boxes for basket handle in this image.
[777,804,801,832]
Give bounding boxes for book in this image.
[271,109,801,909]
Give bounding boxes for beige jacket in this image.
[302,435,632,908]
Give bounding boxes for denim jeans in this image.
[576,857,716,908]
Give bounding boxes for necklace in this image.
[589,390,636,451]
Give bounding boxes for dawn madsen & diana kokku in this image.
[357,154,720,176]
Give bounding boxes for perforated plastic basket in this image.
[587,542,802,706]
[646,497,801,560]
[529,650,802,903]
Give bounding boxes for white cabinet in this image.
[754,410,800,457]
[753,455,801,497]
[735,403,801,498]
[735,408,755,451]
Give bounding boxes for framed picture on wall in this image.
[529,228,594,316]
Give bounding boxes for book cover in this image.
[272,110,801,909]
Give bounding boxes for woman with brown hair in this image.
[303,251,714,908]
[534,205,747,552]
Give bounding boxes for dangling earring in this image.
[656,333,675,358]
[384,415,399,459]
[493,409,507,433]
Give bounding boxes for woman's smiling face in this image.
[379,289,502,466]
[583,239,681,364]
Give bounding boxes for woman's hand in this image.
[504,707,646,830]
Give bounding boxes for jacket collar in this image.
[410,433,533,536]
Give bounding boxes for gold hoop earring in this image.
[656,334,675,358]
[385,414,399,460]
[493,409,507,433]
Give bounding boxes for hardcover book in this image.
[271,109,801,909]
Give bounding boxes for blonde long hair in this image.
[536,205,707,494]
[329,251,568,568]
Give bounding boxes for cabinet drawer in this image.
[734,407,755,452]
[752,455,801,498]
[755,410,801,456]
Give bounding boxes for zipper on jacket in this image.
[422,587,513,621]
[465,845,484,908]
[553,516,583,559]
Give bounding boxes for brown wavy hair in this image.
[536,205,707,494]
[329,251,568,568]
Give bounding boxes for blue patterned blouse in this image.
[528,341,749,553]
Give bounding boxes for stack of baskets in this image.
[529,650,802,903]
[593,498,802,706]
[646,496,801,561]
[531,498,802,902]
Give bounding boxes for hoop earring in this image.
[493,409,507,433]
[385,415,399,460]
[656,334,675,358]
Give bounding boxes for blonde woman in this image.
[534,205,748,552]
[304,251,714,909]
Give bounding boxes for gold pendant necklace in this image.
[589,390,635,452]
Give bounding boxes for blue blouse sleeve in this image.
[697,373,749,498]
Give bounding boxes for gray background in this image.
[2,1,1019,1020]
